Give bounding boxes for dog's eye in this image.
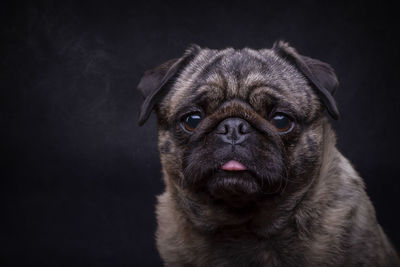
[183,113,202,132]
[271,114,294,134]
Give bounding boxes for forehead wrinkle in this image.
[220,50,246,98]
[194,72,227,114]
[200,71,226,90]
[195,53,226,82]
[224,72,238,99]
[167,49,233,119]
[224,49,272,100]
[242,72,269,89]
[250,86,289,102]
[197,82,225,108]
[249,86,298,112]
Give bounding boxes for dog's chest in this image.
[175,234,303,267]
[202,240,281,267]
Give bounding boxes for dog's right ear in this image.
[137,45,201,126]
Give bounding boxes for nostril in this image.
[238,123,244,134]
[238,122,250,134]
[216,122,229,135]
[224,124,229,135]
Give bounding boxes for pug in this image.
[137,41,400,266]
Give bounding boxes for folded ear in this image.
[273,41,340,120]
[137,44,201,126]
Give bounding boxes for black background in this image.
[2,1,400,265]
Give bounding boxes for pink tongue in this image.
[221,160,247,171]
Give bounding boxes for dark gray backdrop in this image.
[2,1,399,265]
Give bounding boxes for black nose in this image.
[216,118,252,145]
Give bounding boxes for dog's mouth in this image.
[198,159,272,205]
[221,160,248,171]
[183,148,286,206]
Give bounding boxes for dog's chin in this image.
[204,170,264,207]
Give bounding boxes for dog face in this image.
[137,41,339,211]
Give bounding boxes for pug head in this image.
[137,41,339,212]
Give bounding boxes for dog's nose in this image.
[216,118,252,145]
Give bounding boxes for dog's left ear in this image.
[273,41,340,120]
[137,44,201,126]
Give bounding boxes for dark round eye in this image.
[271,114,294,133]
[183,113,202,132]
